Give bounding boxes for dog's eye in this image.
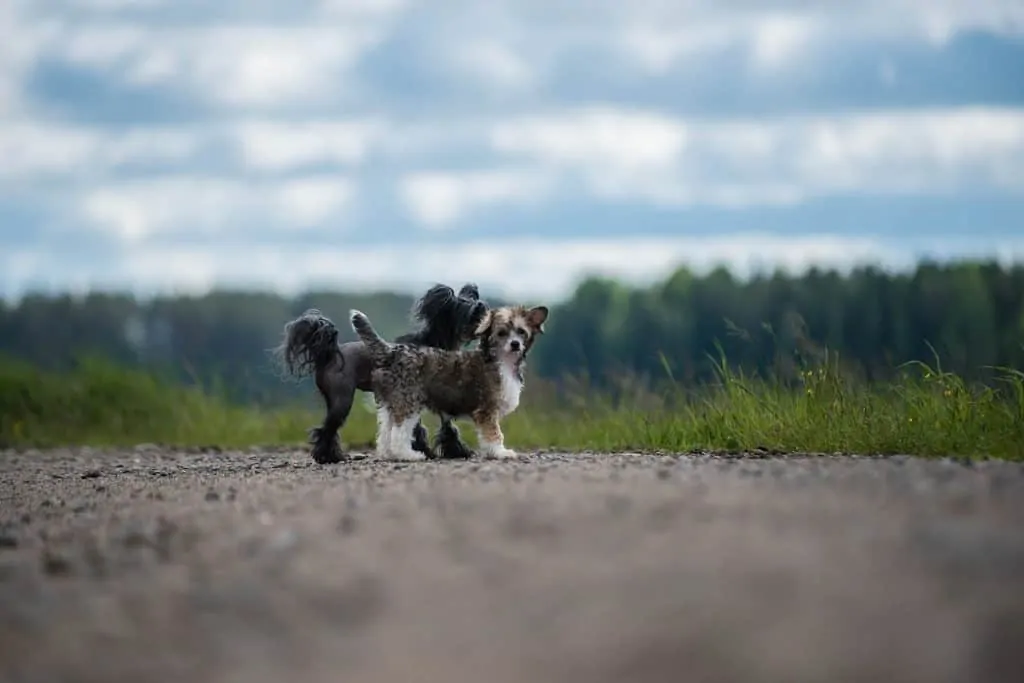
[515,327,527,337]
[496,328,508,337]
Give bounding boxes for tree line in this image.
[1,260,1021,405]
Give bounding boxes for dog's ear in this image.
[458,283,481,301]
[525,306,548,334]
[473,310,494,338]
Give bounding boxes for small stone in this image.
[204,490,220,502]
[81,469,101,479]
[41,550,72,576]
[267,529,299,553]
[338,513,358,535]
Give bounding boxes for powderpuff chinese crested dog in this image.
[349,303,549,461]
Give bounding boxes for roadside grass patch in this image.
[2,355,1021,460]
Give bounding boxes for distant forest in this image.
[2,260,1022,405]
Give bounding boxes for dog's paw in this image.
[311,443,345,464]
[485,446,517,460]
[390,449,427,462]
[434,438,473,460]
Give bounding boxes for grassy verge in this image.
[1,356,1022,460]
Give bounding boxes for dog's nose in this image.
[510,339,521,351]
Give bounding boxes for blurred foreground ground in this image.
[1,448,1023,683]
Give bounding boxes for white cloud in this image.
[61,0,165,9]
[5,106,1023,224]
[449,41,537,93]
[232,119,391,171]
[491,107,688,170]
[42,22,385,109]
[79,175,356,240]
[0,122,205,180]
[750,14,816,69]
[0,0,58,117]
[614,12,818,74]
[7,234,1024,303]
[400,168,555,229]
[189,28,378,107]
[482,106,1024,212]
[6,0,1024,120]
[421,0,1024,80]
[316,0,412,18]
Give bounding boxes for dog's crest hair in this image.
[396,283,486,351]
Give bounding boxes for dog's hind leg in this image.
[433,417,473,459]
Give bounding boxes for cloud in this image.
[478,106,1024,213]
[5,106,1023,236]
[399,168,554,229]
[79,175,356,240]
[447,40,537,94]
[53,24,382,108]
[490,107,687,170]
[6,233,1024,303]
[615,12,819,74]
[407,0,1024,81]
[231,119,391,171]
[0,121,204,180]
[3,0,1024,302]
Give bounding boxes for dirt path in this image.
[1,447,1023,683]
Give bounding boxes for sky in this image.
[1,0,1023,303]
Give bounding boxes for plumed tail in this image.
[272,309,341,380]
[349,309,390,363]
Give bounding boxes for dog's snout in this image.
[509,339,521,351]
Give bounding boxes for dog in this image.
[275,283,488,464]
[349,303,548,461]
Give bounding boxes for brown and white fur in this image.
[349,304,549,461]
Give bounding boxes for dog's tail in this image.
[272,309,341,380]
[349,309,390,364]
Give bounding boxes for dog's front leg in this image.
[472,411,516,459]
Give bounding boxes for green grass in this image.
[1,354,1022,460]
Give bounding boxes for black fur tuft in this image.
[397,282,488,351]
[276,309,341,379]
[457,283,481,301]
[433,421,473,459]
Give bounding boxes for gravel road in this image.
[1,447,1023,683]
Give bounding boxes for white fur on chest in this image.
[497,362,523,416]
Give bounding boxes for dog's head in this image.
[474,304,548,362]
[412,282,489,349]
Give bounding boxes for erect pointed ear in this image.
[525,306,548,334]
[474,309,494,337]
